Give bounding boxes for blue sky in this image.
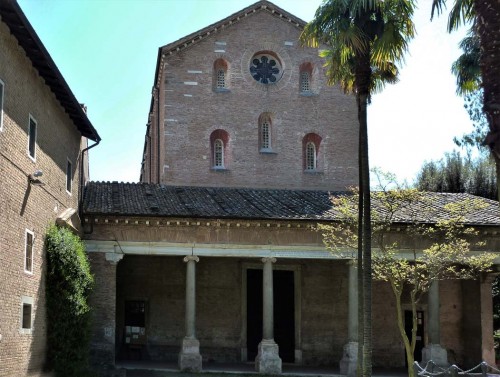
[17,0,468,184]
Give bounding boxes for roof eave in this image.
[0,0,101,142]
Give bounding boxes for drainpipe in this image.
[79,138,100,219]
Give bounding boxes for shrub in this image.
[45,225,94,377]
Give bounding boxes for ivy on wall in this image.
[45,225,94,377]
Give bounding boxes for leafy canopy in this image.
[320,171,495,295]
[301,0,416,96]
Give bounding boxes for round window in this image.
[249,53,282,84]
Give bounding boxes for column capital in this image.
[184,255,200,263]
[105,252,124,265]
[481,272,498,284]
[346,259,357,267]
[261,257,277,264]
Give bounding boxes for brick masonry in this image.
[85,217,497,369]
[142,9,359,191]
[0,17,87,377]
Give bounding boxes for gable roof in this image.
[0,0,100,142]
[153,1,305,86]
[160,1,305,58]
[83,182,500,226]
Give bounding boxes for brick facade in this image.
[84,217,497,370]
[0,6,99,377]
[141,6,358,191]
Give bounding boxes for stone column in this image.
[421,281,448,366]
[255,257,282,374]
[340,260,358,376]
[480,274,496,365]
[179,256,202,372]
[88,251,123,376]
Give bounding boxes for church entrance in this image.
[246,269,295,363]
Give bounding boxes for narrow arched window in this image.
[213,58,229,91]
[299,62,313,94]
[216,69,226,89]
[214,139,224,168]
[300,71,310,92]
[305,142,316,170]
[261,121,270,149]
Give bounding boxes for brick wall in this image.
[142,10,358,191]
[0,18,85,377]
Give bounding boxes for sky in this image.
[17,0,469,184]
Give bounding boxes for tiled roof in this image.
[82,182,500,226]
[0,1,100,142]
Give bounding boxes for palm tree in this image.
[432,0,500,202]
[301,1,416,376]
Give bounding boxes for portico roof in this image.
[83,182,500,226]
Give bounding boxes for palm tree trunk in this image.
[358,91,372,377]
[357,115,364,377]
[476,0,500,203]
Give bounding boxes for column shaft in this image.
[262,257,274,340]
[347,261,358,342]
[428,280,440,344]
[185,257,196,338]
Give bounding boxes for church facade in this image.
[82,1,500,376]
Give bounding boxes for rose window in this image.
[250,54,281,84]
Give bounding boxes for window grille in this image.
[306,142,316,170]
[214,139,224,167]
[301,71,310,92]
[262,121,270,149]
[216,69,226,89]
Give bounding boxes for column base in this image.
[255,339,282,374]
[179,337,202,372]
[421,344,448,367]
[340,341,358,376]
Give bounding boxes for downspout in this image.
[79,138,100,219]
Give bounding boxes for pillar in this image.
[255,257,282,374]
[480,274,496,365]
[421,281,448,366]
[179,256,202,372]
[340,260,358,376]
[88,251,123,376]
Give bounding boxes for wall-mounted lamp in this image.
[28,170,44,186]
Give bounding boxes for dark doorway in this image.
[404,310,425,365]
[247,269,295,363]
[124,300,147,360]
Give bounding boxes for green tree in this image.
[432,0,500,202]
[45,225,94,377]
[415,150,497,200]
[319,171,496,377]
[301,2,416,375]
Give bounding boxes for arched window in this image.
[213,59,229,91]
[258,113,274,152]
[303,133,322,171]
[214,139,224,168]
[305,142,316,170]
[210,129,229,169]
[299,62,313,94]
